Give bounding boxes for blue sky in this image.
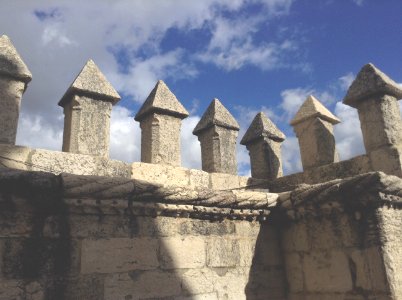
[1,0,401,175]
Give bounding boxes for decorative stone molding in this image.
[241,112,285,179]
[343,63,402,176]
[58,59,120,158]
[193,98,240,175]
[135,80,189,167]
[291,95,340,170]
[0,35,32,145]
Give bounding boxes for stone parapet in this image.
[59,59,120,158]
[0,35,31,145]
[193,98,239,175]
[135,80,189,166]
[241,112,285,179]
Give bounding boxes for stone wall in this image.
[0,170,285,300]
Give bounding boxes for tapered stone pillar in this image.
[193,98,240,174]
[343,63,402,176]
[58,59,120,157]
[291,95,340,170]
[241,112,285,179]
[134,80,189,166]
[0,35,32,144]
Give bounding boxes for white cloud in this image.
[351,0,364,6]
[338,72,355,91]
[181,116,202,169]
[109,106,140,163]
[282,136,302,174]
[333,102,365,160]
[2,0,297,157]
[198,15,297,71]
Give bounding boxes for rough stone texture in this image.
[134,80,189,121]
[343,64,402,177]
[0,35,32,82]
[139,113,183,166]
[135,81,188,167]
[0,168,286,300]
[59,60,120,158]
[0,144,131,177]
[197,125,239,175]
[281,209,396,300]
[241,112,285,179]
[290,95,340,126]
[291,96,340,170]
[343,63,402,107]
[377,207,402,299]
[61,95,113,157]
[0,35,31,145]
[193,99,239,175]
[193,98,240,134]
[58,59,120,106]
[0,79,26,145]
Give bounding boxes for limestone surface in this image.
[193,98,239,135]
[135,80,189,121]
[0,35,31,82]
[290,95,340,126]
[343,63,402,107]
[59,59,120,107]
[241,112,285,179]
[240,112,285,145]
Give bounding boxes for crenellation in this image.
[193,98,240,175]
[343,63,402,177]
[291,95,340,170]
[135,80,189,167]
[0,36,402,300]
[59,59,121,158]
[241,112,285,179]
[0,35,31,145]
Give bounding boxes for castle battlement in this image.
[0,35,402,300]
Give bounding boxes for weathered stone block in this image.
[193,99,239,175]
[59,60,120,158]
[284,253,304,292]
[135,80,189,167]
[303,250,353,292]
[235,221,261,237]
[159,237,205,269]
[178,219,235,236]
[131,162,190,187]
[81,238,159,274]
[209,172,240,190]
[238,238,257,267]
[104,271,182,299]
[180,268,216,295]
[241,112,286,179]
[189,168,210,189]
[207,238,240,267]
[281,221,309,252]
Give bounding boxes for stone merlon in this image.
[241,112,285,145]
[343,63,402,108]
[58,59,120,107]
[290,95,340,126]
[134,80,189,121]
[0,35,32,83]
[193,98,240,135]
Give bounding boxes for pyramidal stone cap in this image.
[0,35,32,82]
[135,80,189,121]
[290,95,340,126]
[193,98,240,135]
[343,63,402,107]
[241,112,285,145]
[59,59,120,107]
